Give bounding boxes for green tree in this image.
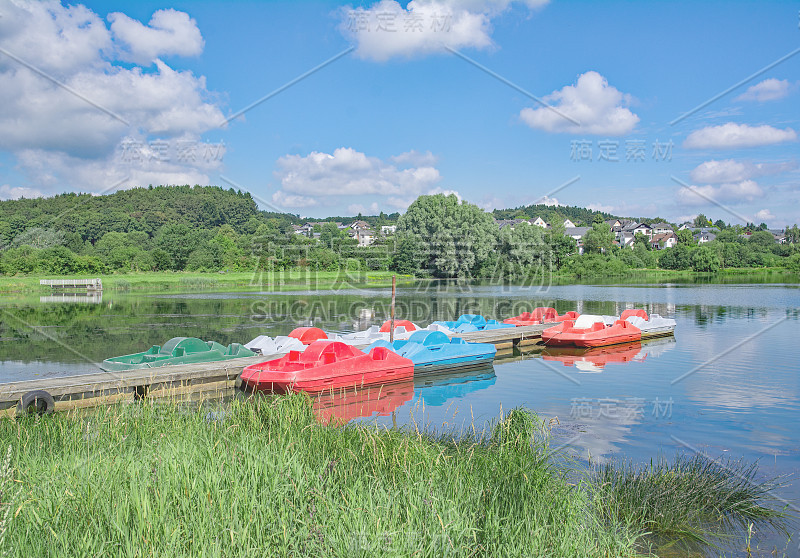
[690,245,721,272]
[396,194,497,277]
[676,229,695,245]
[582,223,614,254]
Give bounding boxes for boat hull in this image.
[240,342,414,394]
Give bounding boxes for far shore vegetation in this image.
[1,186,799,288]
[0,394,792,557]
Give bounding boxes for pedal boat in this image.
[101,337,255,372]
[240,340,414,394]
[367,330,496,372]
[542,315,642,348]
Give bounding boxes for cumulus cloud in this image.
[536,195,562,206]
[520,71,639,135]
[676,180,764,206]
[0,2,225,194]
[15,134,224,193]
[109,9,204,65]
[341,0,547,61]
[272,191,319,209]
[0,184,43,200]
[684,123,796,149]
[271,147,442,208]
[347,202,380,215]
[689,159,797,183]
[754,208,775,222]
[735,78,791,102]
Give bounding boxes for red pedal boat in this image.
[240,340,414,393]
[503,307,580,326]
[288,327,328,345]
[379,319,418,333]
[542,315,642,348]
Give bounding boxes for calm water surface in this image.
[1,280,798,554]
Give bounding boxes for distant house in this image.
[380,225,397,235]
[531,217,547,228]
[619,231,636,249]
[562,219,576,228]
[650,232,677,250]
[678,223,693,231]
[355,229,375,247]
[694,232,716,244]
[769,229,786,244]
[350,220,370,231]
[650,222,674,236]
[495,218,531,231]
[605,219,623,232]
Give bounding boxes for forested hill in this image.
[491,203,670,226]
[491,203,614,225]
[0,185,297,245]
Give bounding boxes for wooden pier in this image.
[0,324,552,414]
[40,278,103,292]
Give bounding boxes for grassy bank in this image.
[0,270,413,295]
[0,395,789,557]
[2,266,796,295]
[0,396,637,557]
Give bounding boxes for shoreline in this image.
[0,267,795,295]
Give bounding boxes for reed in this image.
[590,453,791,548]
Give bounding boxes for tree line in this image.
[1,187,798,277]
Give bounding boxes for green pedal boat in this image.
[101,337,256,372]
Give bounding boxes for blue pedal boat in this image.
[368,330,496,373]
[431,314,515,333]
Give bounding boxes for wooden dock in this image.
[40,278,103,292]
[0,324,552,414]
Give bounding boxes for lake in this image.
[1,279,798,555]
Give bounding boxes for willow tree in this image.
[395,194,497,277]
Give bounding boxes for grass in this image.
[0,270,413,294]
[590,454,791,550]
[0,396,640,558]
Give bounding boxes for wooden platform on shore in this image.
[0,324,553,414]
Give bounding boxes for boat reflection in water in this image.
[310,380,415,425]
[309,364,498,424]
[542,337,676,373]
[413,364,497,406]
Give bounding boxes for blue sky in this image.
[0,0,798,226]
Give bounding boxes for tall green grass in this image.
[0,396,639,557]
[590,454,790,549]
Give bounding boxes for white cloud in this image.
[109,9,204,65]
[15,135,223,193]
[0,184,43,200]
[347,202,380,215]
[689,159,797,183]
[535,195,562,206]
[0,2,225,194]
[735,78,791,102]
[389,149,438,166]
[676,180,764,206]
[0,0,111,75]
[273,147,441,200]
[754,208,775,222]
[271,191,319,209]
[341,0,547,62]
[684,123,797,149]
[520,71,639,135]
